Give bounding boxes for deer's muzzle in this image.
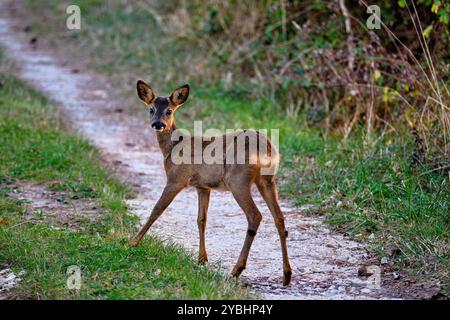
[151,121,166,130]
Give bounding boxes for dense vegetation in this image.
[18,0,450,295]
[160,0,449,159]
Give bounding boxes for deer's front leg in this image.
[196,188,210,263]
[130,182,185,247]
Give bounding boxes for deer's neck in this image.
[156,122,177,159]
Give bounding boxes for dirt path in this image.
[0,16,399,299]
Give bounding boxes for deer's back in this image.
[165,130,279,190]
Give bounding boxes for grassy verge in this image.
[0,50,249,299]
[18,0,449,293]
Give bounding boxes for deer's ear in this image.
[136,80,155,104]
[169,84,189,107]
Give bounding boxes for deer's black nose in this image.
[152,121,166,130]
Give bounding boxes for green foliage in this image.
[399,0,450,23]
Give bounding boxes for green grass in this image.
[18,0,450,293]
[0,51,249,299]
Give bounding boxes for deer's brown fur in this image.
[130,80,292,285]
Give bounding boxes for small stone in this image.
[299,224,310,230]
[368,233,375,240]
[91,90,107,99]
[381,257,389,265]
[393,272,401,280]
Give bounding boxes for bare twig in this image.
[339,0,354,71]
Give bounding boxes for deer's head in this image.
[136,80,189,131]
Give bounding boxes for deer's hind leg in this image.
[228,177,262,278]
[256,175,292,285]
[197,188,210,263]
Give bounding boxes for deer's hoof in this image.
[198,255,208,264]
[231,265,245,278]
[283,271,292,286]
[129,239,140,248]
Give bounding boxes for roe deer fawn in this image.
[130,80,292,285]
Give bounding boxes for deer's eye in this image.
[165,109,172,116]
[149,108,155,115]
